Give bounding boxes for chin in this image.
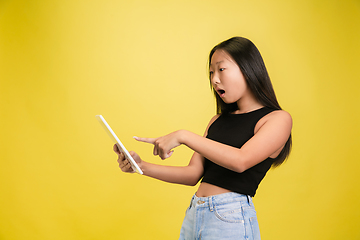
[222,98,237,104]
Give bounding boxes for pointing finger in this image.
[133,136,157,144]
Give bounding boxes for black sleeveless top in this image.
[201,107,276,197]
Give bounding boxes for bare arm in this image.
[113,116,219,186]
[137,111,292,173]
[140,152,204,186]
[114,145,204,186]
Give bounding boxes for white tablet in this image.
[95,115,143,174]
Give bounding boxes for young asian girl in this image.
[113,36,292,240]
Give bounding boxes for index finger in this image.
[133,136,157,144]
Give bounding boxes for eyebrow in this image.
[210,60,224,67]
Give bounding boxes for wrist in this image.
[177,129,188,145]
[139,160,148,175]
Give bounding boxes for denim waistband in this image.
[190,192,253,211]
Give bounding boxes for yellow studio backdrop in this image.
[0,0,359,239]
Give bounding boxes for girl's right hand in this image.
[113,144,142,173]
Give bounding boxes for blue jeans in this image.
[179,192,261,240]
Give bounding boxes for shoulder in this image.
[203,114,221,136]
[255,109,292,133]
[271,110,292,124]
[209,114,221,124]
[268,109,292,122]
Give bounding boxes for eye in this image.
[209,71,214,75]
[219,68,225,71]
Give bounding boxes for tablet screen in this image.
[95,115,143,174]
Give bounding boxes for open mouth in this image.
[218,89,225,95]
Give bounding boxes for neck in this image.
[235,97,263,114]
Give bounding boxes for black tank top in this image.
[201,107,276,197]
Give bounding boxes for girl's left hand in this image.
[134,130,185,160]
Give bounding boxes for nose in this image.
[211,74,220,86]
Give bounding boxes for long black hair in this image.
[209,37,292,167]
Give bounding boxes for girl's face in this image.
[209,50,250,105]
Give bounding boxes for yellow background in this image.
[1,0,359,239]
